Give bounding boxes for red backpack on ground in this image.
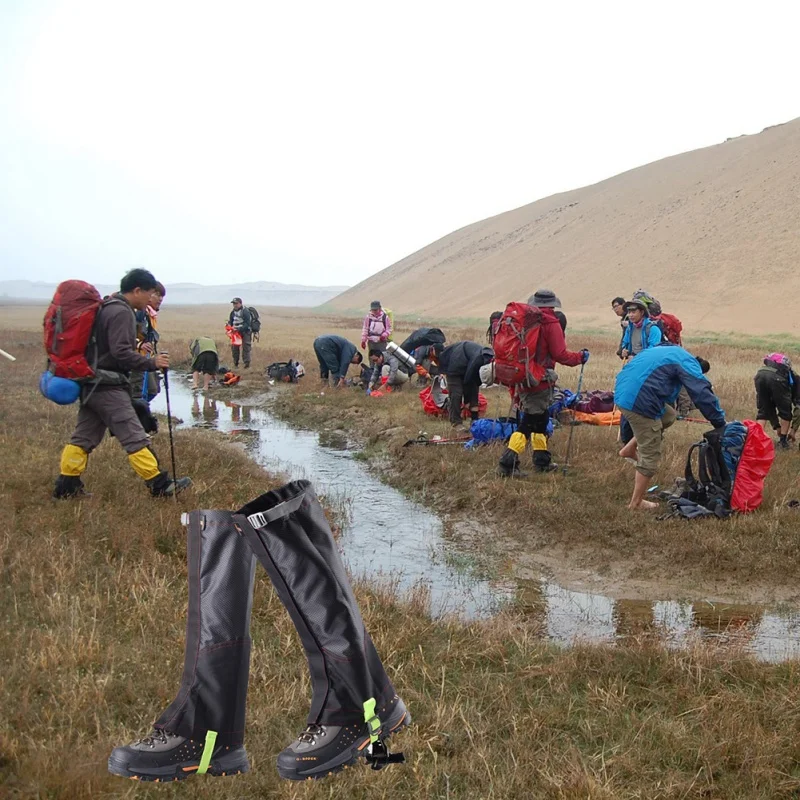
[652,312,683,345]
[492,302,545,391]
[43,280,103,379]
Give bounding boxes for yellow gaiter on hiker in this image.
[508,431,527,455]
[531,433,548,452]
[128,447,161,480]
[60,444,88,476]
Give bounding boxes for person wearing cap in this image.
[618,300,663,361]
[361,300,392,352]
[616,346,725,510]
[227,297,253,369]
[497,289,589,477]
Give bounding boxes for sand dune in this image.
[330,119,800,334]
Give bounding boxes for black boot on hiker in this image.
[108,729,249,782]
[533,450,559,473]
[497,448,528,478]
[146,471,193,497]
[777,435,790,450]
[52,474,92,499]
[277,696,410,781]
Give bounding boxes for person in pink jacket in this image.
[361,300,392,352]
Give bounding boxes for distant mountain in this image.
[330,118,800,334]
[0,280,349,307]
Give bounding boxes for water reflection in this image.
[151,381,800,663]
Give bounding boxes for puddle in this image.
[152,383,800,662]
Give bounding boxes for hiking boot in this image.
[52,475,92,499]
[108,728,249,782]
[777,436,790,450]
[497,448,527,478]
[147,471,193,497]
[533,451,558,473]
[276,696,410,781]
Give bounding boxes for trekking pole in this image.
[161,354,179,497]
[0,348,16,361]
[562,359,586,476]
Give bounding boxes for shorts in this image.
[193,352,219,376]
[619,405,677,477]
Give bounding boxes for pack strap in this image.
[684,441,704,486]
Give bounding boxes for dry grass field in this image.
[2,303,800,799]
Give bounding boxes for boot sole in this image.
[277,700,411,781]
[108,747,249,782]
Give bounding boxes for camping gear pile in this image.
[419,376,488,419]
[660,420,775,519]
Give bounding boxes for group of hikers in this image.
[46,271,796,511]
[312,290,796,512]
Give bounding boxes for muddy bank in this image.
[153,380,800,663]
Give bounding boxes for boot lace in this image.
[135,729,175,748]
[297,724,327,745]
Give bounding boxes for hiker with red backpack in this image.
[615,345,726,511]
[495,289,590,477]
[629,289,683,346]
[50,269,192,499]
[618,299,663,361]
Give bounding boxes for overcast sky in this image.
[1,0,798,289]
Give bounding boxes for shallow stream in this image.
[152,382,800,663]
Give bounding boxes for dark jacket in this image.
[94,296,155,377]
[614,344,725,426]
[313,335,358,381]
[439,342,494,387]
[228,306,252,332]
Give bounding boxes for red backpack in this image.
[43,280,103,379]
[653,312,683,345]
[492,302,545,391]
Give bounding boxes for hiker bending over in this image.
[130,281,164,406]
[754,353,799,450]
[433,341,494,430]
[361,300,392,352]
[618,299,662,361]
[615,345,725,511]
[190,336,219,391]
[53,269,191,499]
[313,335,363,387]
[227,297,252,369]
[497,289,589,477]
[366,349,408,394]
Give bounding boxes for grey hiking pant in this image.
[70,385,150,455]
[231,331,252,367]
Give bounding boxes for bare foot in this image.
[629,499,658,511]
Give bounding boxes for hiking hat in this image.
[370,300,382,310]
[528,289,561,308]
[625,300,649,315]
[231,297,243,304]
